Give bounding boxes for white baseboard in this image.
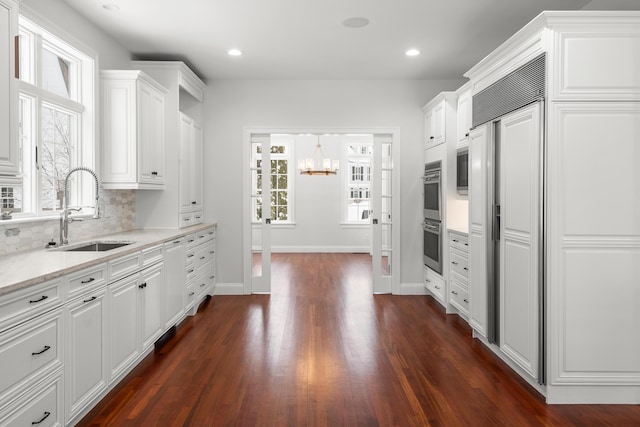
[214,282,245,295]
[399,282,428,295]
[266,246,370,253]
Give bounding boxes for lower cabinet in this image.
[0,370,64,427]
[164,238,186,329]
[424,266,446,305]
[65,287,108,421]
[108,274,140,381]
[139,262,164,352]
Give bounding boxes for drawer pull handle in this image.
[451,261,458,265]
[463,299,469,303]
[195,216,202,219]
[31,411,51,425]
[188,254,194,258]
[210,276,215,280]
[188,239,195,243]
[435,285,440,289]
[208,231,214,235]
[29,295,48,304]
[451,290,458,295]
[139,282,147,289]
[184,218,191,221]
[425,279,431,283]
[209,251,215,254]
[83,296,97,303]
[81,277,95,284]
[31,345,51,356]
[200,256,206,260]
[200,283,205,287]
[464,243,468,246]
[463,267,468,271]
[173,240,181,244]
[452,239,458,242]
[189,292,195,296]
[192,201,197,205]
[188,269,194,274]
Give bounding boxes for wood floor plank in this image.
[78,253,640,426]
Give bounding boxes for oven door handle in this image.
[422,173,440,182]
[422,223,440,233]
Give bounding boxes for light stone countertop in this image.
[0,223,217,296]
[447,226,469,236]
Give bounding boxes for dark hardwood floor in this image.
[78,253,640,426]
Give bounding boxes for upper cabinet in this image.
[455,82,472,149]
[101,70,167,190]
[422,98,446,149]
[0,0,18,175]
[179,112,203,227]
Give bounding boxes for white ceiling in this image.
[61,0,640,82]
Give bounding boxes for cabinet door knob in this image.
[192,201,197,205]
[429,136,435,140]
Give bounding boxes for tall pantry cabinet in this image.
[132,61,206,229]
[465,11,640,404]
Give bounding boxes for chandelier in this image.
[298,136,339,175]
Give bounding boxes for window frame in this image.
[3,13,97,221]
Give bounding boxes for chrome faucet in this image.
[60,167,100,245]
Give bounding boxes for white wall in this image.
[203,79,465,289]
[21,0,132,70]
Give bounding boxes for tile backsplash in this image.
[0,189,136,256]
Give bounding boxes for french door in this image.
[243,129,399,295]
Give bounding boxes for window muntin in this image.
[12,16,95,218]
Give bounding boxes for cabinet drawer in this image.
[108,252,141,283]
[68,264,106,297]
[424,267,445,303]
[142,245,163,267]
[0,370,63,427]
[180,213,194,228]
[192,211,204,225]
[449,279,470,316]
[449,233,469,252]
[185,233,198,249]
[0,279,63,334]
[0,309,62,404]
[450,250,469,278]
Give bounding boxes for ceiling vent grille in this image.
[472,54,546,128]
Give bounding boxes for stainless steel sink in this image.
[50,240,135,252]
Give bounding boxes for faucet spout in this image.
[60,167,100,246]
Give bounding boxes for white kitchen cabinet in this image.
[164,237,186,328]
[424,266,445,306]
[101,70,167,189]
[185,227,216,314]
[179,112,204,227]
[139,262,164,351]
[65,287,108,421]
[463,11,640,403]
[107,273,139,382]
[455,84,472,149]
[0,308,63,407]
[131,61,206,229]
[422,95,450,150]
[0,0,18,175]
[0,370,64,427]
[448,230,469,318]
[467,125,489,338]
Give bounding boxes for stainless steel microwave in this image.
[456,147,469,194]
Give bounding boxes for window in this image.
[251,138,293,224]
[3,16,96,218]
[344,142,373,223]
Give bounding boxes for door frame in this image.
[242,126,401,295]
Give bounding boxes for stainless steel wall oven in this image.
[423,161,441,221]
[422,218,442,274]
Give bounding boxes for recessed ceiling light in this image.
[405,48,420,57]
[342,17,370,29]
[228,49,243,57]
[102,3,120,11]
